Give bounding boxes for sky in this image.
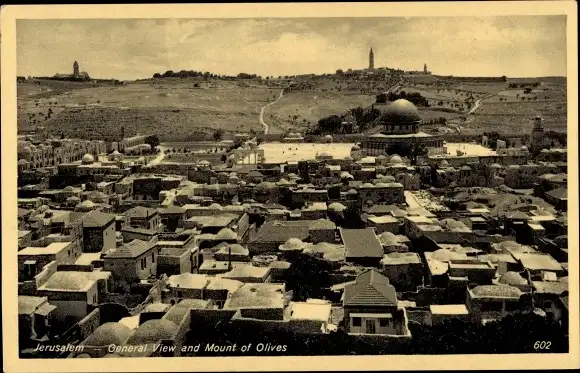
[17,16,567,80]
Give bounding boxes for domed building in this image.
[361,99,444,157]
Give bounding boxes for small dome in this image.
[279,238,307,251]
[22,146,32,154]
[388,155,403,164]
[439,159,449,168]
[82,154,94,164]
[318,152,332,158]
[197,160,211,165]
[277,178,291,186]
[81,322,132,347]
[324,135,333,139]
[125,319,178,345]
[208,203,222,210]
[111,150,120,155]
[460,165,472,171]
[63,186,75,191]
[78,200,95,209]
[498,271,527,286]
[376,155,387,160]
[489,163,502,169]
[347,189,358,195]
[378,232,398,246]
[383,99,421,124]
[520,146,528,151]
[38,205,50,213]
[328,202,347,212]
[351,144,361,151]
[361,182,375,188]
[18,159,29,165]
[215,228,237,241]
[255,181,277,191]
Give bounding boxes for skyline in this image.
[17,16,567,80]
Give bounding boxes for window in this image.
[352,317,361,327]
[379,318,389,327]
[152,252,155,263]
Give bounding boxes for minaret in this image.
[369,47,375,70]
[424,63,428,74]
[73,61,79,76]
[531,115,544,151]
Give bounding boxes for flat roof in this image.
[350,313,393,318]
[19,242,71,256]
[430,304,469,315]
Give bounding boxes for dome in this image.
[383,99,421,124]
[255,181,277,191]
[498,272,528,286]
[82,154,94,164]
[63,186,75,192]
[318,152,332,158]
[277,178,292,186]
[460,165,472,171]
[388,155,403,165]
[361,182,375,188]
[111,150,120,155]
[279,238,307,251]
[438,159,449,168]
[351,144,361,151]
[197,160,211,165]
[288,132,296,137]
[22,146,32,154]
[328,202,347,212]
[78,200,95,209]
[489,163,502,169]
[378,232,398,246]
[125,319,178,345]
[215,228,237,241]
[324,135,333,139]
[81,322,132,347]
[347,189,358,195]
[208,203,222,210]
[38,205,50,213]
[376,155,387,160]
[520,146,528,151]
[18,159,29,165]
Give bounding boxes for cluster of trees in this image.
[386,141,428,165]
[152,70,262,80]
[482,131,513,149]
[376,91,430,107]
[311,107,382,135]
[508,82,540,89]
[545,130,567,147]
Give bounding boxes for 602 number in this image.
[534,341,551,350]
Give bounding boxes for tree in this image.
[213,129,224,142]
[145,134,160,150]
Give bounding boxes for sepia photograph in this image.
[2,2,578,372]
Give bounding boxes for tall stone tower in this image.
[531,115,545,152]
[424,63,428,73]
[73,61,79,76]
[369,47,374,70]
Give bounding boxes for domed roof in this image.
[279,238,307,251]
[22,146,32,154]
[347,188,358,195]
[217,243,248,255]
[361,182,375,188]
[63,186,75,191]
[388,155,403,164]
[82,154,94,164]
[125,319,178,345]
[328,202,347,212]
[81,322,132,347]
[255,181,277,191]
[383,99,421,123]
[351,144,361,151]
[318,152,332,158]
[376,155,387,160]
[18,159,29,165]
[439,159,449,167]
[460,165,472,171]
[489,163,502,169]
[324,134,333,139]
[276,178,291,186]
[197,160,211,165]
[498,271,527,286]
[38,205,50,213]
[215,228,237,240]
[471,285,522,298]
[520,146,528,151]
[208,203,222,210]
[378,232,398,246]
[111,150,120,155]
[380,175,396,183]
[78,200,95,209]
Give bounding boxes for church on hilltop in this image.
[53,61,91,81]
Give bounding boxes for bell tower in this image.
[73,61,80,76]
[369,47,375,70]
